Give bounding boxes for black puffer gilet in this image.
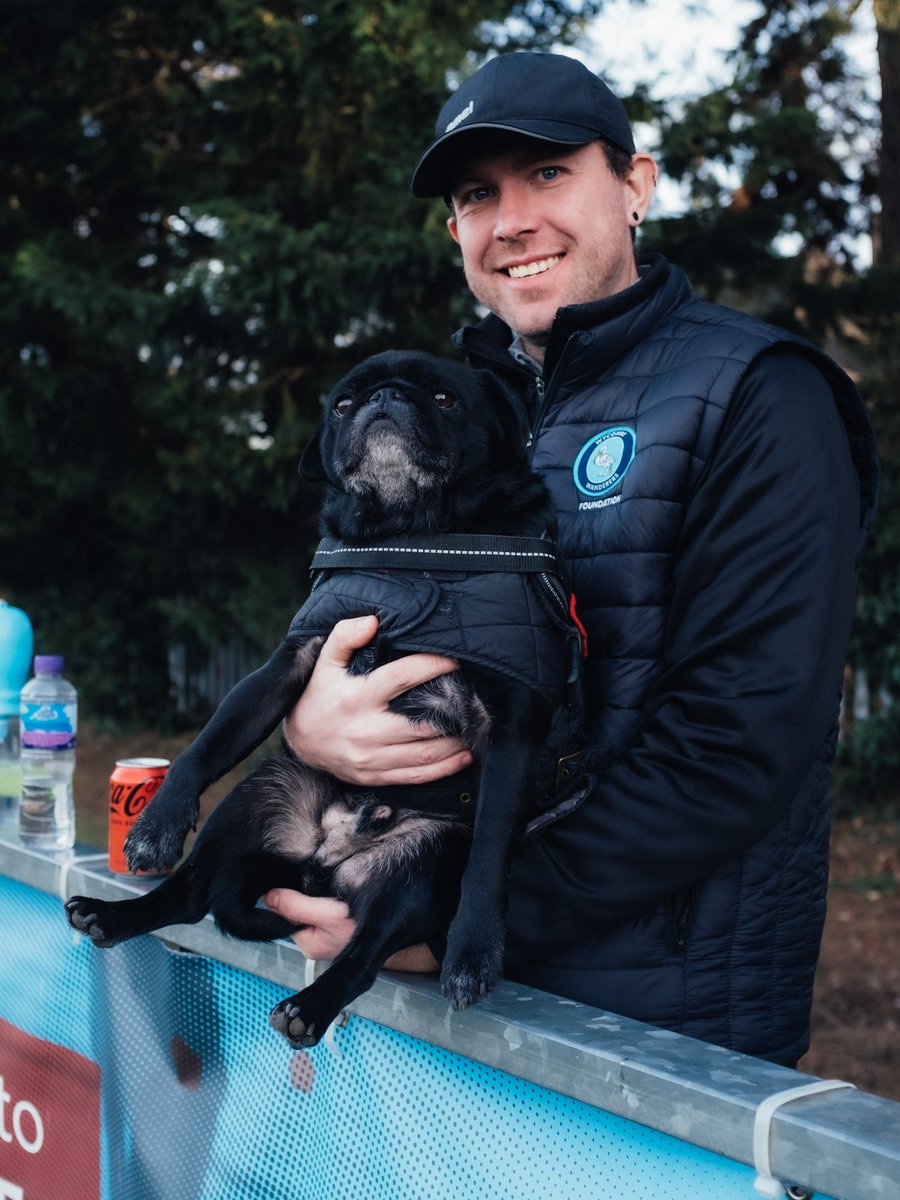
[457,254,878,1064]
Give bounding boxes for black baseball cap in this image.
[409,52,635,198]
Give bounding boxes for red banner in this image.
[0,1018,100,1200]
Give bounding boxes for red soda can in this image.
[108,757,170,873]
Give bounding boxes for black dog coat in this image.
[294,533,585,812]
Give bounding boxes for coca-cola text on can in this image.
[108,758,170,873]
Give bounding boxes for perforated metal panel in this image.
[0,878,825,1199]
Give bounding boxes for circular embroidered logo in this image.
[572,427,636,497]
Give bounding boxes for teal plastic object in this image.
[0,600,34,716]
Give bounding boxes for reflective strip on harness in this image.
[310,534,560,574]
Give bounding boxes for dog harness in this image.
[286,534,585,816]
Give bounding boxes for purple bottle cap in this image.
[34,655,64,675]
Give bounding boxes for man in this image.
[268,53,878,1065]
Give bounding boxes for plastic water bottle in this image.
[19,655,77,849]
[0,600,34,827]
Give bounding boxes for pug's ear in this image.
[298,431,325,481]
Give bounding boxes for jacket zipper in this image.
[665,886,697,957]
[538,572,568,618]
[527,336,576,462]
[526,372,547,459]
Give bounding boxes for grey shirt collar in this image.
[508,333,544,375]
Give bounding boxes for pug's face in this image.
[302,351,513,510]
[329,358,458,507]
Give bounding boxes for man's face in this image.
[447,135,649,361]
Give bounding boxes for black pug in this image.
[66,351,581,1049]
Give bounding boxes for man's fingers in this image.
[309,616,459,697]
[265,890,351,926]
[283,617,467,786]
[264,890,357,960]
[374,749,475,787]
[369,652,461,702]
[315,620,459,691]
[316,616,380,669]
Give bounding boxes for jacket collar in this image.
[455,254,693,383]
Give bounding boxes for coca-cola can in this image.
[108,757,170,873]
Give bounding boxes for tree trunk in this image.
[874,0,900,264]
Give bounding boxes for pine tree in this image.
[0,0,601,722]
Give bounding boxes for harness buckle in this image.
[555,751,583,791]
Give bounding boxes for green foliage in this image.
[0,0,601,725]
[835,703,900,815]
[640,0,877,315]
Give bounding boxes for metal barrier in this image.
[0,831,897,1200]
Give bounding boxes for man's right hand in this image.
[282,615,473,787]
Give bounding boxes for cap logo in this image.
[445,100,474,133]
[573,426,636,497]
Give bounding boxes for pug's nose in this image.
[367,387,405,407]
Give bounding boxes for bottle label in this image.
[21,702,77,751]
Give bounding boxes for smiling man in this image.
[273,52,878,1067]
[444,134,653,357]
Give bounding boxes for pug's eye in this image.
[333,395,354,415]
[432,391,456,409]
